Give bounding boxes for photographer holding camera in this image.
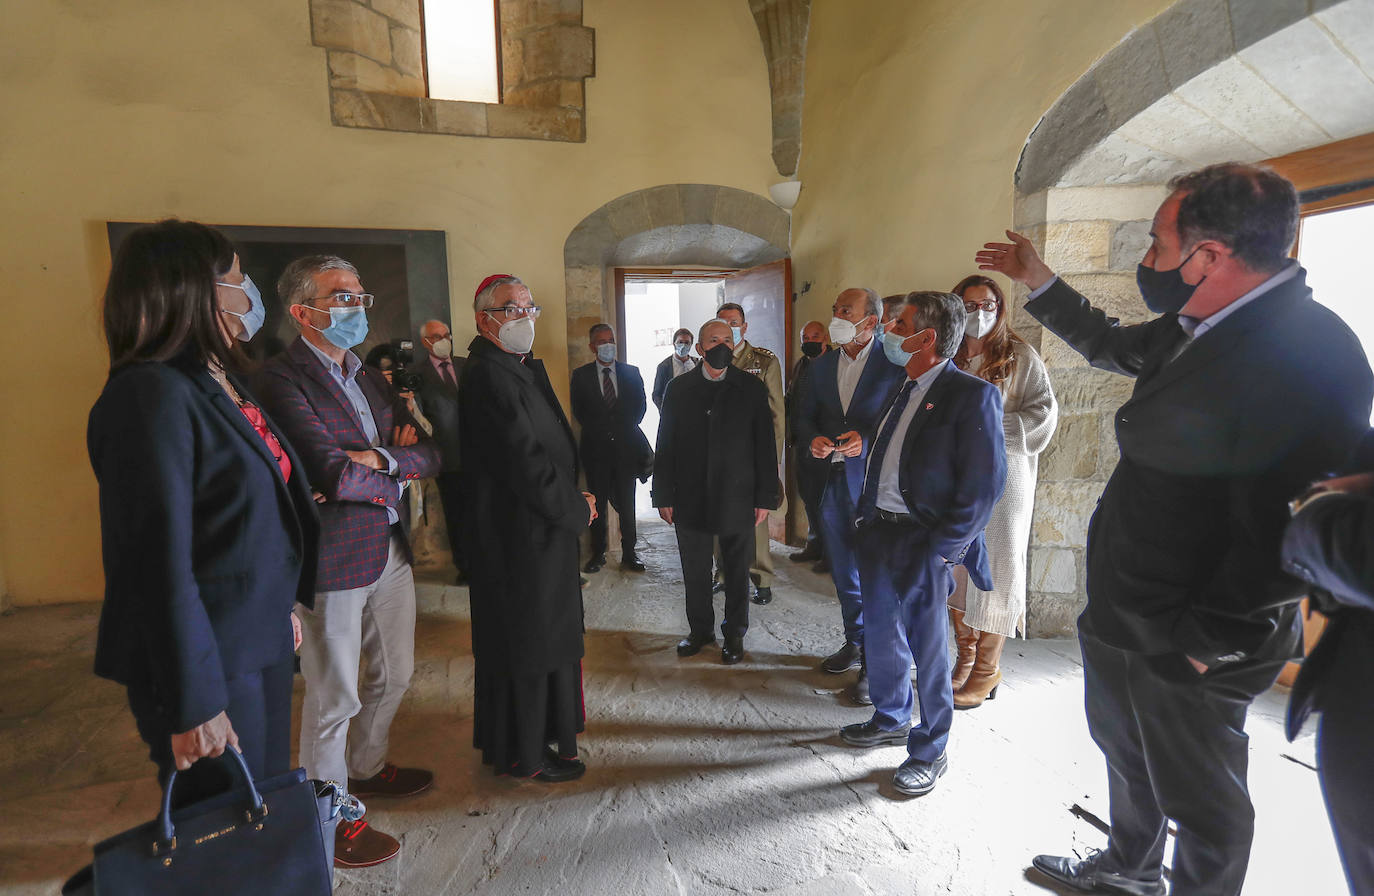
[414,319,469,584]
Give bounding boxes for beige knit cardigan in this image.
[963,341,1058,636]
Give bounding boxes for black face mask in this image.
[1137,248,1203,314]
[801,341,824,358]
[704,343,734,370]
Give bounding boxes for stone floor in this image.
[0,517,1345,895]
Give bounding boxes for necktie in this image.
[858,379,917,519]
[602,367,616,408]
[439,360,456,388]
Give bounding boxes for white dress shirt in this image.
[831,338,874,463]
[596,360,618,398]
[672,354,697,377]
[873,359,949,514]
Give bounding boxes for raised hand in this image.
[975,230,1055,290]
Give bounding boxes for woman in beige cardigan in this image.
[948,275,1058,708]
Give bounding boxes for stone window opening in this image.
[313,0,594,141]
[421,0,502,104]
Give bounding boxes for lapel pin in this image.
[925,403,934,410]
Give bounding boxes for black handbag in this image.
[61,749,340,895]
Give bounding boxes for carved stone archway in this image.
[1011,0,1374,636]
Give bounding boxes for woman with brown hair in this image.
[947,274,1058,707]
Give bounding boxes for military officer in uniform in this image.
[715,302,785,604]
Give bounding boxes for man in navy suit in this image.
[839,291,1006,798]
[795,288,905,697]
[255,255,441,868]
[571,323,652,573]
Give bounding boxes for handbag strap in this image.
[156,748,265,849]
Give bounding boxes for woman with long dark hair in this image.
[947,274,1058,707]
[87,219,318,802]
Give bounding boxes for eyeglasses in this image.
[309,292,375,309]
[964,300,998,313]
[486,305,542,320]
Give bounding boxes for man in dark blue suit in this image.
[839,291,1006,798]
[795,288,905,694]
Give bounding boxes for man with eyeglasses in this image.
[254,255,441,869]
[458,274,597,782]
[414,319,469,585]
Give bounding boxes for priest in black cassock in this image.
[458,274,597,782]
[654,319,779,665]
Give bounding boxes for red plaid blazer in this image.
[255,338,441,591]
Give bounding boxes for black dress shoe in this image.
[620,553,646,572]
[850,670,872,706]
[711,580,726,594]
[789,544,822,563]
[839,718,910,747]
[721,637,744,665]
[750,586,773,605]
[676,634,715,657]
[535,748,586,784]
[1030,850,1166,896]
[583,554,606,574]
[892,751,948,796]
[821,641,862,674]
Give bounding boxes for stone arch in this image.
[1010,0,1374,636]
[562,184,791,368]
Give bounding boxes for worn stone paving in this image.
[0,516,1344,895]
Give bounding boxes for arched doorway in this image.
[1011,0,1374,637]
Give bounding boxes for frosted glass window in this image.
[424,0,500,104]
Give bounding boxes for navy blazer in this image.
[87,353,320,732]
[569,360,650,474]
[794,344,907,504]
[865,362,1007,590]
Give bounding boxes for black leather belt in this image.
[874,508,917,525]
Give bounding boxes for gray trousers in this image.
[297,533,417,788]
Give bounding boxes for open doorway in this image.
[1299,202,1374,422]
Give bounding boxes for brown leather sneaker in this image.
[334,817,400,868]
[348,763,434,798]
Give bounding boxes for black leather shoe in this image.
[620,553,646,572]
[892,751,948,796]
[821,641,863,674]
[839,718,910,747]
[721,637,744,665]
[750,586,773,605]
[676,634,715,657]
[1030,850,1166,896]
[789,544,822,563]
[850,670,872,706]
[711,580,726,594]
[583,554,606,574]
[535,747,586,784]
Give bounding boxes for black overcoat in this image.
[458,336,586,676]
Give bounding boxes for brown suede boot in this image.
[949,608,979,691]
[953,631,1006,709]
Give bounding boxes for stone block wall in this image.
[311,0,593,142]
[1011,183,1167,637]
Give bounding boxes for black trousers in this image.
[1317,667,1374,895]
[128,659,295,809]
[677,524,752,641]
[793,449,827,551]
[587,463,638,557]
[435,471,468,575]
[1080,628,1284,896]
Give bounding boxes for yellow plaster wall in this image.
[0,0,776,605]
[790,0,1174,314]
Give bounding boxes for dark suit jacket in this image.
[87,353,320,731]
[255,338,441,592]
[862,362,1006,590]
[570,360,651,481]
[652,354,696,409]
[653,366,780,534]
[795,344,908,505]
[1281,488,1374,739]
[459,336,587,675]
[1027,269,1373,665]
[416,354,466,473]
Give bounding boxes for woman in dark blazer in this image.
[87,220,319,804]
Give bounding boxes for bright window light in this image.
[1300,202,1374,422]
[424,0,500,104]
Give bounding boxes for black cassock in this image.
[458,336,587,776]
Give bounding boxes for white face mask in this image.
[965,309,997,340]
[429,337,453,358]
[828,316,857,345]
[496,315,536,354]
